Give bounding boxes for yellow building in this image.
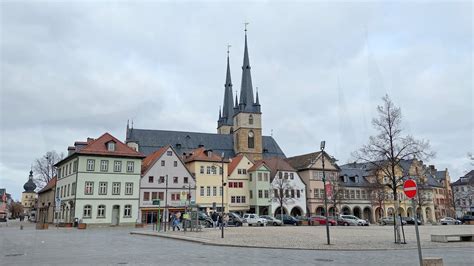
[184,148,229,213]
[21,170,37,217]
[227,154,253,214]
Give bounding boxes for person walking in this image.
[224,213,229,227]
[218,213,223,229]
[211,211,218,229]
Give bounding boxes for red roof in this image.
[183,147,228,163]
[141,146,169,175]
[228,154,244,175]
[38,177,57,194]
[76,133,145,158]
[248,160,270,172]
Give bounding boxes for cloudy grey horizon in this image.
[1,1,472,200]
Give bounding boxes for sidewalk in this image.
[130,225,474,251]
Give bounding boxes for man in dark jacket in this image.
[211,211,218,228]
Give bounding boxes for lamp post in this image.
[164,174,168,232]
[182,184,194,232]
[220,152,225,239]
[321,141,331,245]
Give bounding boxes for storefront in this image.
[140,207,187,224]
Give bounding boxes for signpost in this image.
[404,179,423,266]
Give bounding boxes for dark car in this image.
[402,217,421,225]
[461,215,473,224]
[191,212,213,227]
[227,212,245,227]
[275,214,299,225]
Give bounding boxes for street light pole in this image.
[164,174,168,232]
[221,152,225,239]
[321,141,331,245]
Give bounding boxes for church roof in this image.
[126,128,285,159]
[23,170,36,193]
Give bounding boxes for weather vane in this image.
[227,44,231,55]
[244,22,249,32]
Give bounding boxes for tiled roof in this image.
[286,151,322,170]
[339,164,372,187]
[126,128,285,159]
[452,170,474,186]
[435,171,446,181]
[38,177,57,194]
[228,154,245,175]
[183,147,228,163]
[78,133,145,158]
[258,157,296,180]
[141,146,169,175]
[423,174,444,188]
[248,161,270,172]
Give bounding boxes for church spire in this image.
[238,24,257,113]
[218,45,235,128]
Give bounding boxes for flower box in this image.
[78,223,87,229]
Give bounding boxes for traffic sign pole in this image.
[413,198,423,266]
[404,179,423,266]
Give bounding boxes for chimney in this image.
[67,146,75,156]
[87,137,94,143]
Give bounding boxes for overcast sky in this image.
[1,1,472,200]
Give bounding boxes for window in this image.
[107,142,115,151]
[200,166,204,174]
[297,190,300,198]
[238,169,242,174]
[207,186,211,196]
[85,182,93,195]
[97,205,106,218]
[167,151,172,156]
[249,173,252,182]
[66,165,68,176]
[112,182,120,195]
[249,190,253,199]
[219,167,223,175]
[279,172,283,179]
[152,192,157,200]
[213,186,217,196]
[344,190,349,199]
[284,173,288,179]
[56,187,60,197]
[161,160,165,166]
[211,166,217,175]
[219,186,223,196]
[58,169,61,179]
[239,182,243,188]
[249,114,253,124]
[206,166,211,174]
[258,173,262,181]
[127,161,134,172]
[159,176,165,183]
[125,182,133,195]
[174,161,178,167]
[320,189,324,199]
[231,196,236,203]
[242,169,247,174]
[83,205,92,218]
[290,173,294,179]
[184,177,188,184]
[236,196,241,203]
[264,173,269,181]
[361,190,367,199]
[229,182,233,188]
[114,161,122,172]
[248,131,255,149]
[71,182,76,196]
[274,189,279,197]
[67,184,70,196]
[87,159,95,171]
[350,190,355,199]
[148,176,154,183]
[158,192,164,200]
[124,205,131,217]
[200,186,205,196]
[100,160,108,172]
[144,192,150,201]
[356,190,361,199]
[60,186,63,198]
[291,189,295,198]
[173,176,178,183]
[99,182,107,195]
[171,193,180,201]
[258,190,263,198]
[264,190,269,198]
[241,196,246,203]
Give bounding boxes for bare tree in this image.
[368,180,386,222]
[352,95,434,244]
[33,150,64,189]
[9,202,24,219]
[327,177,345,217]
[271,174,296,218]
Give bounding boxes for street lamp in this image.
[220,152,225,239]
[321,141,331,245]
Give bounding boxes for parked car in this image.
[402,217,421,225]
[243,213,267,226]
[260,215,283,226]
[379,216,407,225]
[461,214,473,224]
[309,215,336,226]
[275,214,299,225]
[193,212,213,227]
[439,217,461,225]
[340,215,369,226]
[227,212,245,227]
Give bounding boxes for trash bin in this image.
[73,218,79,227]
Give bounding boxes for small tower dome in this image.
[23,170,36,193]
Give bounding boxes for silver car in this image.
[260,215,283,226]
[439,217,461,225]
[380,216,407,225]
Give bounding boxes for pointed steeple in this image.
[255,87,260,105]
[218,46,235,128]
[238,25,258,113]
[219,106,222,120]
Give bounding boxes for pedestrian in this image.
[211,211,218,228]
[224,213,229,227]
[173,216,181,231]
[218,213,223,229]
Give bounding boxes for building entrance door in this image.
[112,205,120,225]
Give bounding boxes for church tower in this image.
[233,27,263,161]
[217,47,235,134]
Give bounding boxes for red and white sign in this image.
[325,184,333,199]
[403,179,417,199]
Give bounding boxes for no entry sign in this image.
[403,179,417,199]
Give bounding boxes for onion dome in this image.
[23,170,36,193]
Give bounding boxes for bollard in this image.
[20,225,23,230]
[422,257,443,266]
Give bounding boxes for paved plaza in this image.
[132,224,474,250]
[1,222,473,265]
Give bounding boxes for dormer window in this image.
[343,176,348,183]
[107,142,116,151]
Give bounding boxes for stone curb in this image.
[129,231,472,251]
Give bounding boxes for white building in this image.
[55,133,144,226]
[138,145,196,224]
[262,157,307,217]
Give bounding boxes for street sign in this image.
[403,179,417,199]
[152,199,160,206]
